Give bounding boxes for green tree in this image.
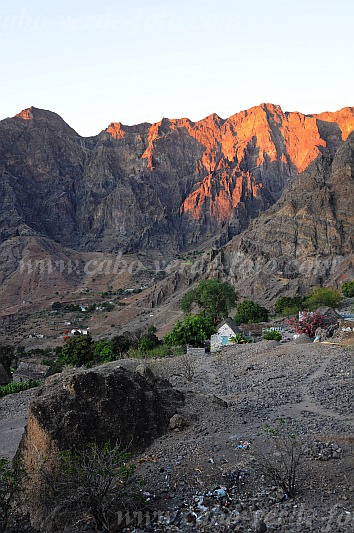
[181,290,197,314]
[138,326,159,352]
[0,346,15,376]
[93,340,114,363]
[305,287,343,310]
[60,335,94,367]
[274,296,305,316]
[234,300,269,325]
[164,314,216,348]
[341,280,354,298]
[111,334,132,359]
[181,279,237,325]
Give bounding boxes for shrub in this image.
[138,326,159,352]
[111,334,132,358]
[253,419,302,499]
[286,310,326,338]
[229,333,252,344]
[274,296,305,315]
[263,330,282,341]
[173,353,196,382]
[93,340,115,363]
[0,457,25,531]
[0,346,15,376]
[341,280,354,298]
[59,335,95,367]
[0,380,41,399]
[305,287,343,310]
[234,300,269,325]
[32,443,138,532]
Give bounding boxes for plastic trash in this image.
[214,487,227,498]
[237,440,251,450]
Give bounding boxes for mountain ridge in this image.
[2,103,353,252]
[0,103,354,314]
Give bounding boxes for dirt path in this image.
[279,350,353,422]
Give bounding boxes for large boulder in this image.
[18,362,184,466]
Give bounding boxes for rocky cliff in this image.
[204,130,354,302]
[144,131,354,310]
[1,104,353,254]
[0,104,353,312]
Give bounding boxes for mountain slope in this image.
[143,131,354,319]
[207,130,354,302]
[1,104,353,255]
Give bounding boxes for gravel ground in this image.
[1,341,353,532]
[131,341,354,532]
[0,388,37,458]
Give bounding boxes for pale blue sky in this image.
[1,0,353,136]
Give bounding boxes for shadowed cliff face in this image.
[1,104,353,256]
[144,132,354,310]
[208,130,354,302]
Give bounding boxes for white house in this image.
[70,328,89,336]
[210,319,242,352]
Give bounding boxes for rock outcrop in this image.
[18,363,184,468]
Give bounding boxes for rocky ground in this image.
[1,340,353,532]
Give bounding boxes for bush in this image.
[0,380,41,399]
[164,314,216,348]
[33,442,138,532]
[234,300,269,325]
[138,326,159,352]
[305,287,342,310]
[93,340,115,363]
[0,457,25,531]
[286,310,326,338]
[341,280,354,298]
[253,419,302,499]
[111,334,132,358]
[262,330,282,341]
[0,346,15,376]
[274,296,305,315]
[229,333,252,344]
[59,335,95,367]
[128,345,182,360]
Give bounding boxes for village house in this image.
[210,318,242,352]
[70,328,89,336]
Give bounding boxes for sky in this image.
[0,0,353,136]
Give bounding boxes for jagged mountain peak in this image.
[212,131,354,301]
[1,102,354,255]
[13,106,78,136]
[0,103,354,311]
